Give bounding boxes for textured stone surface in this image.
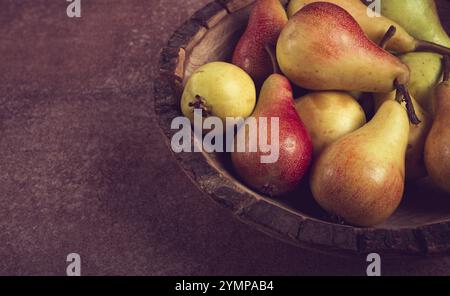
[0,0,449,275]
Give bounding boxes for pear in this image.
[348,91,363,101]
[295,92,366,156]
[400,53,443,114]
[380,0,450,48]
[425,56,450,194]
[231,74,313,196]
[181,62,256,123]
[277,2,410,93]
[232,0,288,88]
[374,91,432,180]
[310,100,410,226]
[287,0,450,55]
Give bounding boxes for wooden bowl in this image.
[155,0,450,256]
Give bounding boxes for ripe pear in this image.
[286,0,450,55]
[232,0,288,88]
[277,2,410,93]
[295,92,366,155]
[231,74,313,196]
[374,91,432,180]
[425,58,450,194]
[380,0,450,48]
[400,53,443,114]
[310,100,409,226]
[181,62,256,123]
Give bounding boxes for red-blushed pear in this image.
[277,2,410,93]
[231,74,313,197]
[310,100,410,227]
[232,0,288,88]
[425,56,450,194]
[287,0,450,55]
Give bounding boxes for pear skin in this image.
[310,100,409,226]
[277,2,410,92]
[425,71,450,194]
[374,91,432,180]
[400,53,443,114]
[287,0,450,55]
[287,0,416,53]
[295,92,366,156]
[381,0,450,48]
[181,62,256,123]
[231,74,313,196]
[232,0,288,88]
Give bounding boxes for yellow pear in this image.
[374,91,432,180]
[310,100,409,226]
[181,62,256,123]
[295,92,366,155]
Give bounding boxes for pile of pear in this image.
[180,0,450,227]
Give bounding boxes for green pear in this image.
[310,100,409,226]
[295,92,366,155]
[380,0,450,48]
[400,52,443,114]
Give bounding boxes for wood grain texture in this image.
[155,0,450,256]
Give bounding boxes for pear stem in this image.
[382,26,419,125]
[394,80,421,125]
[379,26,397,50]
[395,87,403,103]
[415,40,450,56]
[265,44,280,75]
[443,55,449,82]
[188,95,211,117]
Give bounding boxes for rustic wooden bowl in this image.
[155,0,450,256]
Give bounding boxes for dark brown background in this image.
[0,0,449,275]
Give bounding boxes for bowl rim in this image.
[154,0,450,256]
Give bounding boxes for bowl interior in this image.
[181,2,450,230]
